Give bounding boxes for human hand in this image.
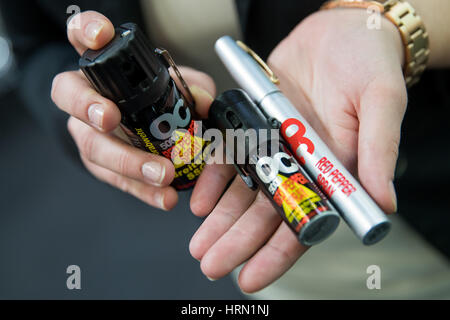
[189,8,406,293]
[51,11,215,211]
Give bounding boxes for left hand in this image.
[52,11,216,211]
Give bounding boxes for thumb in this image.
[67,11,115,55]
[357,78,407,214]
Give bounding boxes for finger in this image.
[81,155,178,211]
[191,142,235,217]
[357,77,407,214]
[190,163,236,217]
[51,71,121,132]
[200,192,282,280]
[189,176,258,261]
[68,117,175,187]
[238,223,309,294]
[68,10,115,55]
[174,66,216,118]
[191,85,215,119]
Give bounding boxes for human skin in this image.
[51,11,216,211]
[189,3,450,293]
[52,2,450,294]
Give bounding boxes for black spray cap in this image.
[209,89,281,165]
[79,23,170,114]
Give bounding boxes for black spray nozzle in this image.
[209,89,282,166]
[79,23,170,114]
[209,89,276,133]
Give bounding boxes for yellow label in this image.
[275,175,321,223]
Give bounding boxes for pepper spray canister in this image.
[79,23,208,190]
[210,89,340,246]
[215,36,391,245]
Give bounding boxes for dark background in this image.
[0,84,244,300]
[0,0,449,300]
[0,2,245,299]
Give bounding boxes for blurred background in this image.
[0,0,449,299]
[0,0,244,299]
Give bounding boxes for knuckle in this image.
[116,149,133,177]
[368,80,408,111]
[267,241,295,263]
[112,174,131,195]
[217,207,239,226]
[397,82,408,101]
[372,84,396,99]
[214,166,233,184]
[80,155,101,179]
[231,224,258,245]
[386,83,408,112]
[389,137,400,162]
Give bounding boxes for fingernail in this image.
[142,162,165,186]
[154,191,167,211]
[206,276,217,282]
[190,85,214,103]
[389,181,397,212]
[85,21,104,42]
[88,104,105,131]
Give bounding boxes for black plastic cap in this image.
[210,89,281,162]
[209,89,272,133]
[79,23,170,114]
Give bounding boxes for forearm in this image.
[408,0,450,67]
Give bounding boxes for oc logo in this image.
[281,118,315,165]
[256,152,299,184]
[150,99,191,140]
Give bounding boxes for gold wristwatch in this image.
[321,0,430,87]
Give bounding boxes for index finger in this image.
[68,10,115,55]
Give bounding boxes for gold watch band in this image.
[321,0,430,88]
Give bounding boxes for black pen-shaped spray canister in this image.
[210,89,340,246]
[79,23,208,190]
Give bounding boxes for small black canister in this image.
[80,23,208,190]
[209,89,340,246]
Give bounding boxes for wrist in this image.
[378,10,406,67]
[312,8,405,66]
[321,0,430,87]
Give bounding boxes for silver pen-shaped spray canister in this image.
[215,36,390,245]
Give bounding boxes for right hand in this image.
[189,8,406,293]
[51,11,216,211]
